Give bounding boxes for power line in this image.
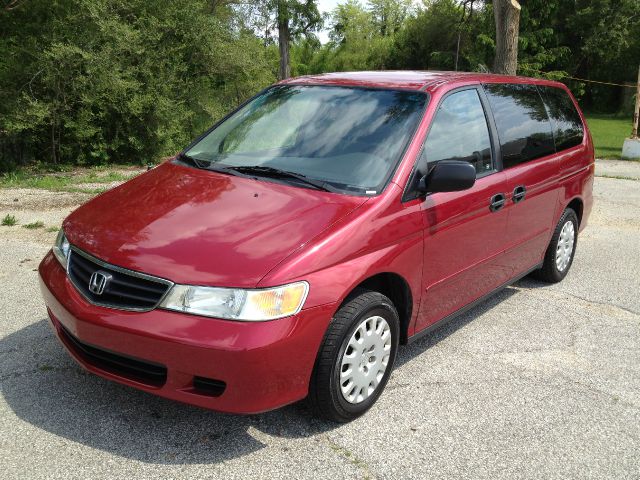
[520,66,637,89]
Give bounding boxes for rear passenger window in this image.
[421,89,493,175]
[483,83,555,169]
[539,86,584,151]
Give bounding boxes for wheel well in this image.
[347,273,413,344]
[567,198,584,226]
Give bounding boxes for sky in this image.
[318,0,341,12]
[317,0,341,43]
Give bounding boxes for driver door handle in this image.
[490,193,506,212]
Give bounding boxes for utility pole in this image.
[622,65,640,159]
[632,64,640,139]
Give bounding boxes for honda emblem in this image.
[88,271,112,295]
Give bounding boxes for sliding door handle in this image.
[512,185,527,203]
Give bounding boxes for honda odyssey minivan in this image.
[39,71,594,422]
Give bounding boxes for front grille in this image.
[67,247,172,311]
[59,324,167,387]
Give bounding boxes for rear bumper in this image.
[39,251,336,414]
[579,162,595,232]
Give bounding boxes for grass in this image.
[595,174,639,181]
[0,165,140,193]
[46,226,60,233]
[325,438,372,479]
[23,220,45,229]
[2,214,17,226]
[585,114,636,160]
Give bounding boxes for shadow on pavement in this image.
[1,279,534,464]
[396,284,520,367]
[0,319,334,464]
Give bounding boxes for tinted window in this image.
[421,89,493,175]
[183,85,427,194]
[539,86,584,151]
[483,83,555,168]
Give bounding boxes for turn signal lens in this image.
[245,282,308,319]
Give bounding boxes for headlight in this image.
[53,229,70,268]
[159,281,309,321]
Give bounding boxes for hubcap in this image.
[556,220,575,272]
[339,315,392,404]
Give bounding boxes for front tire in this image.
[532,208,579,283]
[308,289,400,422]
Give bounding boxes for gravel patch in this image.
[0,188,91,211]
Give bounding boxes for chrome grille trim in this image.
[66,246,174,312]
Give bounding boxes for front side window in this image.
[483,83,555,169]
[538,86,584,151]
[182,85,427,194]
[420,88,493,175]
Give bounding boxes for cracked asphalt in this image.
[1,160,639,479]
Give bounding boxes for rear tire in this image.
[307,289,399,423]
[532,208,578,283]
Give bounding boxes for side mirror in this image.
[418,160,476,194]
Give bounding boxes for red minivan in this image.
[39,71,594,422]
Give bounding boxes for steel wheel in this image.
[555,219,575,272]
[339,315,392,404]
[532,208,579,284]
[308,289,399,422]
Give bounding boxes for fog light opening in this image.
[192,376,226,397]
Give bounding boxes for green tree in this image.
[321,0,392,71]
[391,0,492,71]
[330,0,376,44]
[267,0,322,79]
[367,0,413,37]
[515,0,640,110]
[2,0,640,171]
[291,36,322,76]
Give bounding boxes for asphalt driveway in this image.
[1,161,639,479]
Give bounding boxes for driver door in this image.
[414,87,512,333]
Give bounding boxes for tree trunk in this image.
[493,0,521,75]
[50,122,57,164]
[277,2,291,80]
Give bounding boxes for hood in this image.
[64,161,367,287]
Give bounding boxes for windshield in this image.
[181,85,427,194]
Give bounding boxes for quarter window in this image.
[421,89,493,175]
[483,83,555,168]
[539,86,584,151]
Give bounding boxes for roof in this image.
[281,70,564,92]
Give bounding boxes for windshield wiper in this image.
[222,165,336,193]
[176,152,208,169]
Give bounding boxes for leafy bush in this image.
[0,0,275,171]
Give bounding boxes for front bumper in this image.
[39,251,336,414]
